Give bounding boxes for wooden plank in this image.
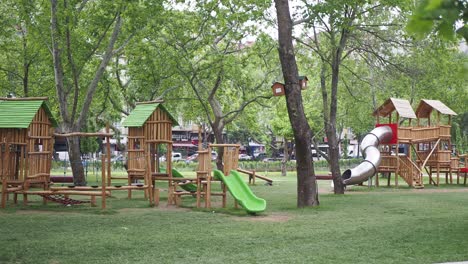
[54,132,113,137]
[136,100,164,105]
[21,190,109,196]
[0,97,48,101]
[236,168,273,183]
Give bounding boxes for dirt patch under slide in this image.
[234,213,293,223]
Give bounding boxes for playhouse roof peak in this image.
[415,99,457,118]
[122,102,178,127]
[373,98,417,119]
[0,98,58,128]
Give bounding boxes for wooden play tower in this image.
[122,101,178,205]
[373,98,423,188]
[0,97,57,207]
[413,99,457,185]
[372,98,458,188]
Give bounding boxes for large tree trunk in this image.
[281,137,288,176]
[211,119,225,171]
[319,38,346,194]
[326,127,343,193]
[275,0,319,207]
[50,0,123,186]
[67,136,86,186]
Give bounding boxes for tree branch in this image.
[76,9,123,129]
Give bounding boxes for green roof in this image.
[0,100,58,128]
[122,103,178,127]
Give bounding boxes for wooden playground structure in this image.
[0,98,148,209]
[0,98,269,210]
[372,98,465,188]
[0,97,56,207]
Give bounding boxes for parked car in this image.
[211,151,218,161]
[172,152,183,162]
[185,153,198,163]
[239,154,252,160]
[262,158,282,162]
[112,155,125,162]
[159,152,183,162]
[254,153,267,161]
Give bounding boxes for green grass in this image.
[1,173,468,264]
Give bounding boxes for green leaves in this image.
[407,0,468,41]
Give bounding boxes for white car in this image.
[159,152,183,162]
[239,154,252,160]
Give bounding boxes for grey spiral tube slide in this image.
[341,126,393,185]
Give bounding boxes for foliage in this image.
[407,0,468,41]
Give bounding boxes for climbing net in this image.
[39,194,90,205]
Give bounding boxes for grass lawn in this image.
[1,172,468,264]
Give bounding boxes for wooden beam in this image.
[0,97,48,101]
[136,100,164,105]
[54,132,113,137]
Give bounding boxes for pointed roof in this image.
[122,103,178,127]
[373,98,417,119]
[0,99,58,128]
[415,99,457,118]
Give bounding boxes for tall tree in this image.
[49,0,163,185]
[0,1,52,98]
[159,3,274,170]
[294,0,407,193]
[275,0,319,207]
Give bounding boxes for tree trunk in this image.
[50,1,123,185]
[67,136,86,186]
[326,128,343,194]
[319,31,347,194]
[212,119,225,171]
[275,0,319,207]
[281,137,288,176]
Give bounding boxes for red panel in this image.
[376,123,398,144]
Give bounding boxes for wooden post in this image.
[222,183,227,208]
[146,142,155,206]
[198,126,202,150]
[395,113,399,187]
[91,195,96,207]
[106,124,111,187]
[206,173,211,208]
[101,155,107,209]
[376,170,379,187]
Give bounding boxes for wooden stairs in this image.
[398,156,424,188]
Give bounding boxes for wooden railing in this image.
[411,127,439,142]
[398,127,412,142]
[398,156,423,187]
[378,155,397,172]
[437,151,451,163]
[439,125,451,138]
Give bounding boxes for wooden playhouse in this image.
[122,101,178,204]
[0,97,57,207]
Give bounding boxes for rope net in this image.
[38,194,90,205]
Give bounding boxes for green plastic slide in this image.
[213,169,266,214]
[171,169,197,193]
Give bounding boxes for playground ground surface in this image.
[1,171,468,264]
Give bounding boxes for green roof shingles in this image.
[122,103,178,127]
[0,100,58,128]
